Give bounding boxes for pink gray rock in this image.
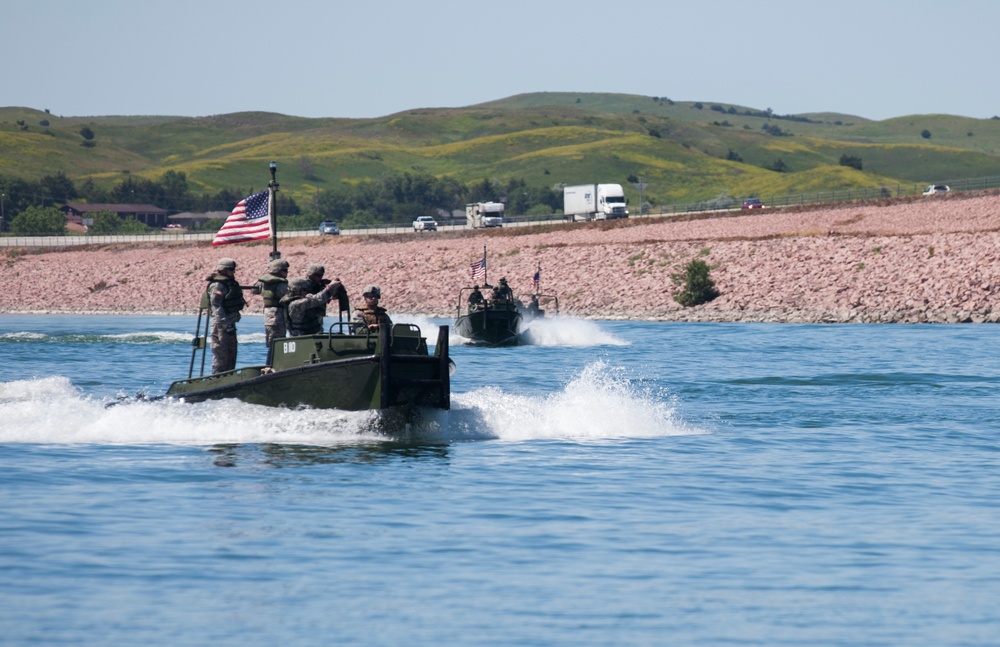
[2,193,998,323]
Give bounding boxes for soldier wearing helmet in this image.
[467,284,485,312]
[205,257,246,374]
[252,258,290,354]
[280,277,339,337]
[353,285,393,332]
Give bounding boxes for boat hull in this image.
[166,324,450,411]
[455,307,522,347]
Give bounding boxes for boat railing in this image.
[518,292,559,316]
[390,323,427,354]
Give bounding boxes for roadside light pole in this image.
[268,161,280,261]
[0,193,5,233]
[633,176,648,216]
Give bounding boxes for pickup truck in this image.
[412,216,438,232]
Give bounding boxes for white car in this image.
[922,184,950,196]
[412,216,438,232]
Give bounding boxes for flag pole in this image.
[482,245,487,286]
[268,161,280,261]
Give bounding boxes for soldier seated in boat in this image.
[468,285,485,312]
[353,285,393,333]
[281,278,338,337]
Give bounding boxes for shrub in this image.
[839,154,863,170]
[671,259,719,307]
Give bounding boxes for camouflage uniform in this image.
[281,278,333,337]
[206,258,245,374]
[352,284,393,332]
[496,277,514,303]
[467,286,485,312]
[304,263,329,318]
[253,259,289,347]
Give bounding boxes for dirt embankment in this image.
[3,194,999,323]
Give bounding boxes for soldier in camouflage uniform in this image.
[281,278,338,337]
[352,285,393,333]
[252,258,290,350]
[206,257,246,374]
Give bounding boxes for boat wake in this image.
[518,315,628,347]
[0,362,704,446]
[393,314,626,347]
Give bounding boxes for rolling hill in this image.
[3,93,1000,209]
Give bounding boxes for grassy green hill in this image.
[3,93,1000,209]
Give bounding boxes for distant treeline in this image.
[0,171,565,233]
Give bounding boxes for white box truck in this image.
[466,201,505,228]
[563,184,629,221]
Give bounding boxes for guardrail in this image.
[3,176,999,247]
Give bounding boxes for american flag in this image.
[211,191,271,246]
[470,258,486,283]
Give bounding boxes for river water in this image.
[1,313,999,646]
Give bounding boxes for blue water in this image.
[2,313,999,646]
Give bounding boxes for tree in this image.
[726,149,744,162]
[39,172,77,203]
[839,154,863,171]
[10,205,67,235]
[87,210,124,234]
[921,129,932,139]
[671,259,719,307]
[87,210,152,235]
[158,170,190,211]
[770,158,788,173]
[79,126,95,140]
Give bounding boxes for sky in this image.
[5,0,1000,122]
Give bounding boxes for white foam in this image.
[519,315,628,347]
[0,361,706,445]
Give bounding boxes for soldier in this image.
[304,262,350,323]
[281,278,338,337]
[353,285,393,332]
[304,263,328,295]
[206,257,245,374]
[252,258,289,351]
[468,285,485,311]
[496,277,514,303]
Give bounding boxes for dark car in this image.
[742,198,764,210]
[318,221,340,235]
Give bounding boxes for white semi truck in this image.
[563,184,629,221]
[466,201,505,228]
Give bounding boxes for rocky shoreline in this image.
[3,193,999,324]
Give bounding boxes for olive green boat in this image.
[454,287,523,347]
[163,161,450,412]
[166,322,451,411]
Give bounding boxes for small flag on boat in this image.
[211,191,271,247]
[470,258,486,283]
[532,267,540,290]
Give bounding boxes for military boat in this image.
[454,286,523,347]
[166,321,451,411]
[517,292,559,321]
[162,161,451,413]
